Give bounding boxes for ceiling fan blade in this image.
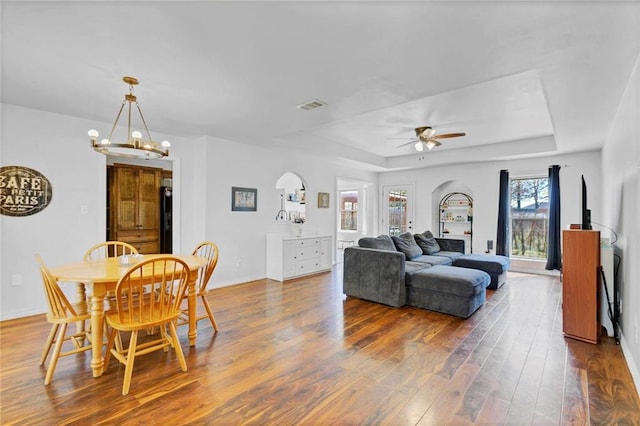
[433,132,466,139]
[397,139,418,148]
[427,139,442,149]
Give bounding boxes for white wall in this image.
[0,103,377,320]
[602,55,640,392]
[378,151,602,257]
[199,134,377,286]
[1,105,107,318]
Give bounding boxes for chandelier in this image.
[88,76,170,159]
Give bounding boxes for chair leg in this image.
[44,323,67,385]
[201,296,219,331]
[39,324,59,366]
[103,320,124,353]
[121,330,138,396]
[168,322,187,372]
[114,329,124,353]
[103,327,118,371]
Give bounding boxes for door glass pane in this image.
[339,190,358,231]
[387,189,408,236]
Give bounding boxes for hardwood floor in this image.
[1,267,639,425]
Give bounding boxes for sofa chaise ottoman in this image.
[405,265,491,318]
[452,253,510,290]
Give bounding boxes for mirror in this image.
[275,172,306,223]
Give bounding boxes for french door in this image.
[382,185,414,236]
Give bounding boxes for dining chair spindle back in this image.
[103,256,190,395]
[83,241,138,261]
[178,241,220,331]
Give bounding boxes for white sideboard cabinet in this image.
[266,234,332,281]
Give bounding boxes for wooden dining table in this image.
[50,254,208,378]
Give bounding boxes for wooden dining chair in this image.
[36,255,92,385]
[178,241,220,331]
[83,241,138,261]
[103,256,190,396]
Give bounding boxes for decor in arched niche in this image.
[432,181,473,253]
[275,172,306,223]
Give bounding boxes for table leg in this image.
[75,283,88,344]
[188,279,197,346]
[89,294,105,377]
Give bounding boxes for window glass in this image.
[340,190,358,231]
[510,177,549,259]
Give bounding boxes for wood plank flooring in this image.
[1,267,639,425]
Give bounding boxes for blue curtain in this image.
[546,165,562,270]
[496,169,510,256]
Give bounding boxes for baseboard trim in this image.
[0,308,45,322]
[509,266,560,276]
[620,331,640,400]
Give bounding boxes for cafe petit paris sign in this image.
[0,166,53,217]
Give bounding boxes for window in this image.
[510,176,549,259]
[339,190,358,231]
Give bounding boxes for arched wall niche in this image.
[275,172,306,223]
[432,180,474,253]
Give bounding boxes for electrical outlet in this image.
[11,274,22,287]
[236,259,243,268]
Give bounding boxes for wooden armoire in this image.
[108,163,162,253]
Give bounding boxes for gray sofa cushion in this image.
[358,234,396,251]
[407,265,490,297]
[404,261,431,277]
[453,254,511,274]
[410,254,453,266]
[433,251,465,261]
[414,231,441,254]
[391,232,423,260]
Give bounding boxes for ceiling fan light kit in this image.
[88,76,170,160]
[396,126,466,152]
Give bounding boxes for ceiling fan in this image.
[396,126,466,152]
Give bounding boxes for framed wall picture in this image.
[317,192,330,208]
[232,187,257,211]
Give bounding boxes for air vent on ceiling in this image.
[296,99,327,111]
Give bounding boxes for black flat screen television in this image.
[581,174,592,230]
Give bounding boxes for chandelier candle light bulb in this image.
[87,76,170,159]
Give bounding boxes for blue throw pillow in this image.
[391,232,423,260]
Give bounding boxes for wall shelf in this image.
[439,192,473,253]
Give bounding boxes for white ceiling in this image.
[2,1,639,171]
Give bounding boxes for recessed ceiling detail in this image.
[2,2,638,171]
[291,70,554,161]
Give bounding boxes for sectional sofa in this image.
[343,231,510,318]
